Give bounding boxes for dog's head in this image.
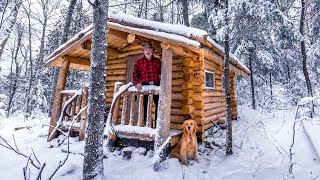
[182,120,197,134]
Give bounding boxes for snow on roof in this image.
[45,11,250,75]
[207,37,250,74]
[109,22,201,47]
[109,11,208,39]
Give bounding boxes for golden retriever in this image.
[171,120,198,165]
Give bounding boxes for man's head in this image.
[143,43,154,60]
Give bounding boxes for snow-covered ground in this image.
[0,106,319,180]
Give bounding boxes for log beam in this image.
[48,59,70,141]
[154,43,172,152]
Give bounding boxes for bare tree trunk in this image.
[249,48,256,110]
[48,0,77,116]
[0,0,22,60]
[7,22,23,117]
[269,71,273,100]
[144,0,148,19]
[24,1,34,118]
[182,0,189,26]
[300,0,313,97]
[224,0,232,156]
[83,0,108,179]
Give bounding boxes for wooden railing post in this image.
[138,94,144,126]
[154,42,172,159]
[112,82,122,125]
[121,94,128,125]
[79,86,89,141]
[146,94,153,127]
[47,59,70,141]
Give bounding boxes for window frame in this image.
[204,69,215,90]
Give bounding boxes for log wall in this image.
[105,57,127,107]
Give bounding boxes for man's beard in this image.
[145,54,152,60]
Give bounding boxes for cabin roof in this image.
[45,11,250,76]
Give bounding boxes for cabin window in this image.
[204,70,215,89]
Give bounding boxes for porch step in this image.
[113,125,183,148]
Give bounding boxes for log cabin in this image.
[45,11,250,150]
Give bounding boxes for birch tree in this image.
[0,0,22,60]
[223,0,233,156]
[83,0,108,179]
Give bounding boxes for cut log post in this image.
[112,82,122,125]
[138,94,144,127]
[127,33,135,43]
[70,99,77,121]
[121,94,128,125]
[129,94,135,125]
[182,105,195,114]
[76,95,82,122]
[147,94,153,128]
[154,43,172,166]
[47,59,70,141]
[79,86,89,141]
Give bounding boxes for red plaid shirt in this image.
[132,55,161,85]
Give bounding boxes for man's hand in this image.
[136,83,142,91]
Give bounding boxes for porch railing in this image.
[49,87,88,140]
[112,83,160,129]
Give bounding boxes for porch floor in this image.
[113,124,182,149]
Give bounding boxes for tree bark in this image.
[300,0,313,97]
[6,22,23,117]
[83,0,108,179]
[0,0,22,60]
[182,0,189,27]
[269,71,272,100]
[224,0,233,156]
[249,48,256,110]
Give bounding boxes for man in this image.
[132,43,161,127]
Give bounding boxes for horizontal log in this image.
[215,80,223,86]
[203,91,225,97]
[170,115,185,123]
[182,97,193,105]
[192,93,203,102]
[204,107,225,117]
[172,85,183,92]
[204,111,226,124]
[182,90,193,98]
[182,82,193,89]
[204,102,226,109]
[183,57,195,68]
[171,101,184,108]
[172,93,184,101]
[193,85,204,93]
[107,63,127,69]
[184,73,194,81]
[107,76,126,81]
[182,105,195,114]
[183,67,193,74]
[173,79,184,85]
[172,72,184,79]
[171,108,183,115]
[194,110,204,117]
[106,69,126,75]
[185,113,195,120]
[191,78,203,86]
[172,58,183,65]
[172,64,184,71]
[204,96,226,103]
[193,101,204,110]
[107,59,126,65]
